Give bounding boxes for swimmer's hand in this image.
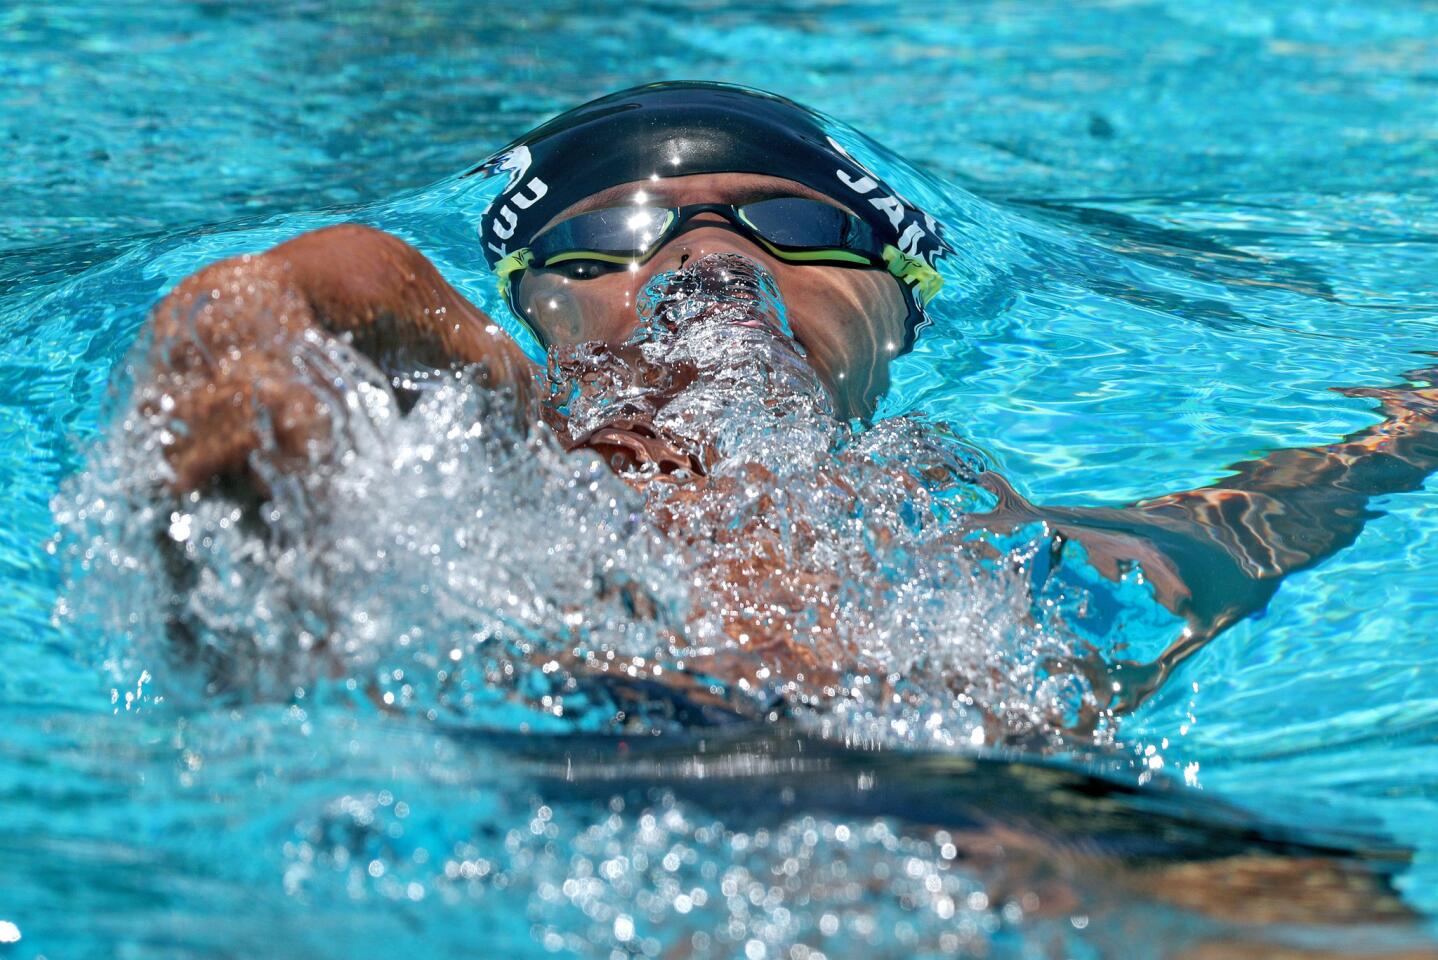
[138,224,536,495]
[1333,354,1438,433]
[142,254,336,494]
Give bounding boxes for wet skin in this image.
[141,172,1438,713]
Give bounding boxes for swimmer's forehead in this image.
[536,173,855,236]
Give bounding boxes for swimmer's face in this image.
[512,173,909,420]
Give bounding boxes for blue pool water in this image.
[4,2,1438,957]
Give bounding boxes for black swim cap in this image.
[468,82,947,349]
[472,82,946,266]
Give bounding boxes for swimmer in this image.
[138,82,1438,712]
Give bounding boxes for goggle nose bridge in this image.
[619,205,770,266]
[661,202,757,236]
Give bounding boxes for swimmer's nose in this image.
[645,221,767,280]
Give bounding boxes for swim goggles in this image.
[493,196,942,337]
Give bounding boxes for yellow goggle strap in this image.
[541,250,640,266]
[882,245,944,306]
[494,247,545,343]
[495,248,534,306]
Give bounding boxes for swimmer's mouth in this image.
[571,416,707,482]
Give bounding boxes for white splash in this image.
[53,253,1114,751]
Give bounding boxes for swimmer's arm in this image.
[980,362,1438,703]
[256,225,535,380]
[142,224,537,493]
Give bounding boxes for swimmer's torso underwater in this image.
[41,81,1438,955]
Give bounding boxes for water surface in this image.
[3,2,1437,957]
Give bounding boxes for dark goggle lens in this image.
[533,206,672,264]
[737,197,854,249]
[527,197,873,277]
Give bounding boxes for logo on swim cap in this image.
[484,145,534,192]
[476,145,549,261]
[821,135,940,263]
